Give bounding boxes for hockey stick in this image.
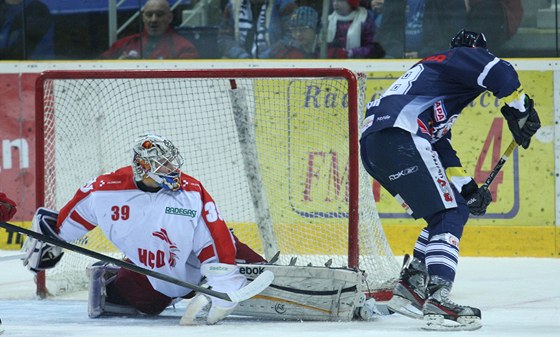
[482,139,517,189]
[0,221,273,302]
[0,252,26,261]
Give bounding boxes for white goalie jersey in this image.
[55,166,239,298]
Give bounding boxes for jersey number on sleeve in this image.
[204,202,223,222]
[384,64,424,97]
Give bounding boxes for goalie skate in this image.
[86,262,139,318]
[422,282,481,331]
[386,254,427,320]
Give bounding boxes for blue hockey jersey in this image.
[361,46,524,168]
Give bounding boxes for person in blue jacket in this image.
[0,0,54,59]
[360,29,541,331]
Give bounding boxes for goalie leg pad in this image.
[87,262,139,318]
[234,264,371,321]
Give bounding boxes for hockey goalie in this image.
[21,134,380,324]
[22,207,379,323]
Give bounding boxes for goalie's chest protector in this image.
[92,188,207,297]
[62,174,218,297]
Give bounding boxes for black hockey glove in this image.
[460,180,492,216]
[501,96,541,149]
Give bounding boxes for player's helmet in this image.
[132,134,184,191]
[450,29,487,49]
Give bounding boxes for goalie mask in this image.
[450,29,487,49]
[132,134,184,191]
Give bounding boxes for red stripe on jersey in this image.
[57,166,138,230]
[178,172,203,193]
[94,167,138,191]
[199,185,237,264]
[197,245,216,263]
[70,210,96,231]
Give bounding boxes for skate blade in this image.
[422,314,482,331]
[386,295,423,320]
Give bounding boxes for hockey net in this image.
[34,68,400,299]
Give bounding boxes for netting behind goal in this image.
[34,68,400,299]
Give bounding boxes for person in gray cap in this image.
[259,6,319,59]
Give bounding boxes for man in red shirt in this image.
[0,192,17,222]
[101,0,199,59]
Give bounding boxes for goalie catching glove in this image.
[501,95,541,149]
[21,207,64,273]
[460,180,492,216]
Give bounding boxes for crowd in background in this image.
[0,0,552,60]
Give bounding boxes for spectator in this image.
[101,0,199,60]
[0,192,17,222]
[260,6,319,58]
[326,0,382,59]
[359,0,383,30]
[217,0,297,58]
[377,0,466,58]
[0,0,54,60]
[466,0,523,55]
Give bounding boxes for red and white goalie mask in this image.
[132,134,184,191]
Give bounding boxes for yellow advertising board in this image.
[245,72,557,257]
[0,66,557,257]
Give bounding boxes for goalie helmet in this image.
[450,29,487,49]
[132,134,184,191]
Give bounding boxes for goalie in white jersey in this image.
[24,134,266,324]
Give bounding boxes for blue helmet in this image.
[450,29,487,49]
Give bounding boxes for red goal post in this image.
[34,68,399,299]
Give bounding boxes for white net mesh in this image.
[37,69,400,297]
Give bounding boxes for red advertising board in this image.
[0,73,39,222]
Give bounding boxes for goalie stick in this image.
[0,221,273,302]
[0,252,26,261]
[482,139,517,189]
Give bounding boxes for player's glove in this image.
[460,180,492,216]
[203,263,247,324]
[501,96,541,149]
[0,192,17,222]
[22,207,64,273]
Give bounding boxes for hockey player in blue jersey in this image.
[360,30,541,331]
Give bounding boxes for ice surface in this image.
[1,252,559,337]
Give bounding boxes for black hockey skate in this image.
[386,254,428,319]
[422,277,482,331]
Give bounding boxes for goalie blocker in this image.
[21,208,64,273]
[181,263,381,323]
